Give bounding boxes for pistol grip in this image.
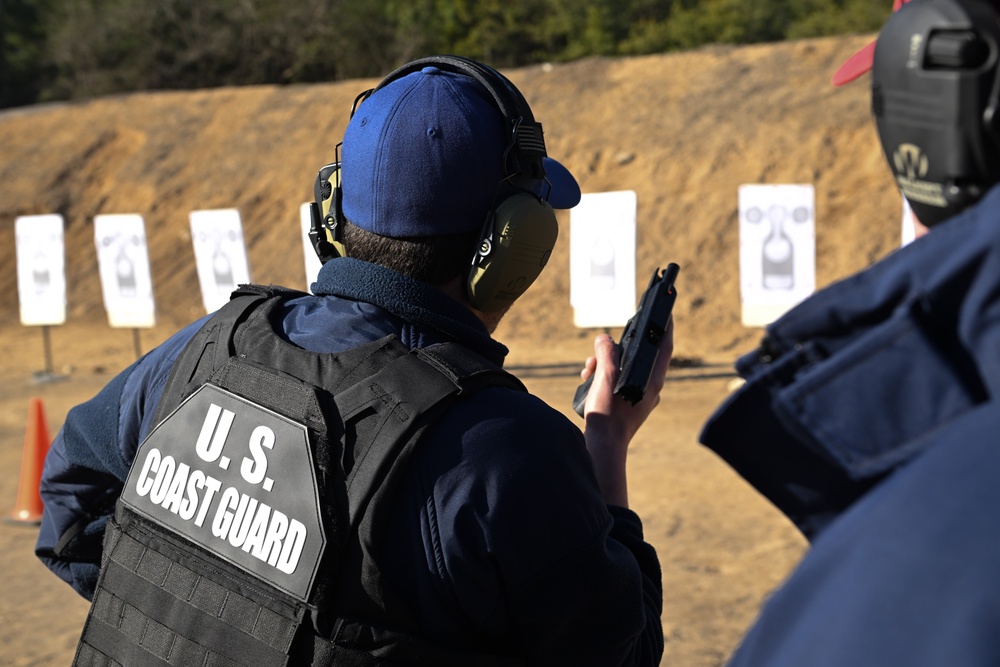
[572,376,593,417]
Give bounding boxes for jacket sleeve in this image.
[504,503,664,667]
[404,390,664,666]
[607,505,665,665]
[724,402,1000,667]
[34,319,206,600]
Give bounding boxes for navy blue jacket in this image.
[703,184,1000,666]
[36,258,663,666]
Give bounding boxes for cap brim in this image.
[831,40,876,86]
[539,157,581,209]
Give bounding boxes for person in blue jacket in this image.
[702,1,1000,665]
[36,56,670,665]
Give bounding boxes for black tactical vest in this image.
[73,285,527,667]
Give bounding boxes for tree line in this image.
[1,0,889,110]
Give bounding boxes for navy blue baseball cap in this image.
[341,65,581,238]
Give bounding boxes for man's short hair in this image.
[342,220,479,286]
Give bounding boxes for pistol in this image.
[572,263,680,417]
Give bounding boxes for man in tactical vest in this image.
[35,56,669,666]
[703,1,1000,664]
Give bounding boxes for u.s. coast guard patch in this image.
[121,383,326,602]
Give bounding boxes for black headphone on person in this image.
[308,55,559,312]
[872,0,1000,226]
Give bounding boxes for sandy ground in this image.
[0,33,904,666]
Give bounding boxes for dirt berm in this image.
[0,34,900,363]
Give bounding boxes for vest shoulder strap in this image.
[307,341,527,667]
[152,284,309,427]
[418,342,527,394]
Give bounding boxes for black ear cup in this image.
[872,0,1000,227]
[468,194,558,312]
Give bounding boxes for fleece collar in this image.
[311,257,509,365]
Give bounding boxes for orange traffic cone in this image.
[8,397,51,525]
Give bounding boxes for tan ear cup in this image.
[467,194,558,312]
[314,164,346,261]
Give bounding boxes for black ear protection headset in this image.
[872,0,1000,226]
[308,55,559,312]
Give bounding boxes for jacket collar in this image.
[702,184,1000,539]
[311,257,509,365]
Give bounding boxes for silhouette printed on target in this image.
[32,250,51,296]
[22,232,59,296]
[746,204,811,290]
[589,238,616,290]
[197,228,240,295]
[99,233,142,299]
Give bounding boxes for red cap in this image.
[831,0,911,86]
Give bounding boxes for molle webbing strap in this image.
[150,292,263,429]
[151,285,311,429]
[212,357,328,436]
[75,519,303,667]
[334,350,464,522]
[416,342,527,394]
[311,343,527,659]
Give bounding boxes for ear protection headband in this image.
[309,55,559,312]
[872,0,1000,226]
